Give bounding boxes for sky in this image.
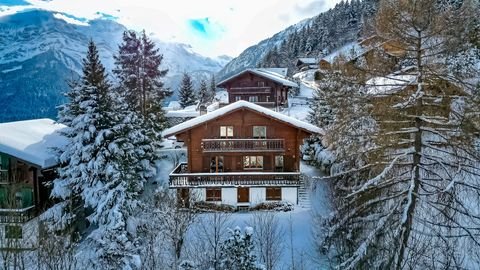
[0,0,342,58]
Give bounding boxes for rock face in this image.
[0,10,230,122]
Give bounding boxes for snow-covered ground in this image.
[154,146,331,269]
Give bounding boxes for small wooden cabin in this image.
[217,68,299,109]
[0,119,67,248]
[163,101,322,208]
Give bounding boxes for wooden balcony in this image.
[229,86,271,94]
[0,206,36,224]
[169,163,300,187]
[202,139,284,153]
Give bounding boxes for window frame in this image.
[206,188,222,202]
[5,225,22,239]
[243,156,264,170]
[248,96,259,103]
[266,187,282,201]
[252,126,267,139]
[220,126,234,138]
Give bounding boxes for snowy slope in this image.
[0,10,231,122]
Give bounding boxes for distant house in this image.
[217,68,299,110]
[163,100,322,209]
[0,119,67,248]
[295,58,318,71]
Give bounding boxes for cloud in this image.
[294,0,328,17]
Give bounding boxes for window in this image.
[206,188,222,201]
[258,81,265,87]
[266,188,282,201]
[266,96,270,102]
[5,225,22,239]
[275,156,284,172]
[220,126,234,138]
[210,156,224,173]
[235,96,241,101]
[253,126,266,139]
[249,96,259,103]
[243,156,263,169]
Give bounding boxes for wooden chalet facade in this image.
[217,68,299,110]
[163,101,322,208]
[0,119,67,248]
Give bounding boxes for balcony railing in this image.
[229,86,271,94]
[202,139,284,153]
[0,206,36,224]
[169,163,300,187]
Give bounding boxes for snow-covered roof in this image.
[217,68,299,88]
[322,42,364,63]
[296,58,317,65]
[163,100,323,137]
[366,73,417,95]
[0,119,68,168]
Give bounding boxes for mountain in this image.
[218,0,378,79]
[0,10,229,122]
[217,19,309,79]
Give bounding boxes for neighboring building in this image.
[0,119,67,248]
[163,100,322,209]
[217,68,299,110]
[295,58,318,71]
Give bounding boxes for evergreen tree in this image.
[114,30,171,132]
[53,41,145,269]
[209,74,217,101]
[218,227,263,270]
[178,72,196,108]
[197,79,209,106]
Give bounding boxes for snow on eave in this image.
[296,58,317,65]
[0,119,68,169]
[162,100,323,138]
[217,68,299,88]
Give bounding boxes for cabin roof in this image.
[163,100,323,137]
[0,119,68,169]
[217,68,299,88]
[296,58,317,65]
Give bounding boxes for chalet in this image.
[0,119,67,248]
[217,68,299,110]
[163,100,322,209]
[295,58,318,71]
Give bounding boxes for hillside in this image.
[218,0,378,78]
[0,10,230,122]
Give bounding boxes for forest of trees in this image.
[260,0,378,74]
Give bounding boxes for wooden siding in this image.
[176,108,310,174]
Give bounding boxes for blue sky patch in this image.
[189,18,209,36]
[0,0,31,6]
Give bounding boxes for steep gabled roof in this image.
[217,68,299,88]
[163,100,323,138]
[0,119,68,168]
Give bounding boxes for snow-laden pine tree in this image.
[114,29,171,147]
[209,74,217,101]
[218,227,264,270]
[52,41,147,269]
[317,0,480,269]
[178,72,197,108]
[197,79,209,106]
